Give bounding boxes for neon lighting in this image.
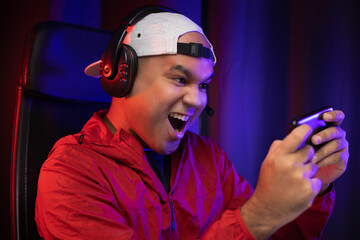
[297,107,333,129]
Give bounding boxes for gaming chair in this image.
[10,21,112,240]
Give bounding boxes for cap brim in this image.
[84,60,101,78]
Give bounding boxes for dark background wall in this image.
[1,0,359,239]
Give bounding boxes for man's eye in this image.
[199,83,209,90]
[174,77,186,84]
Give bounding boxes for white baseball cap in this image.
[84,12,216,78]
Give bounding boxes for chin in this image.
[159,141,181,155]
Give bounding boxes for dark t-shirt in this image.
[144,149,171,193]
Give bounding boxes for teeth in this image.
[169,113,190,122]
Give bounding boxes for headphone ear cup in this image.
[100,44,138,98]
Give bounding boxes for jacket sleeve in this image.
[35,145,138,240]
[200,146,335,239]
[271,185,335,239]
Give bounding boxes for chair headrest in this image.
[24,21,112,104]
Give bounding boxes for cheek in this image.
[191,93,207,121]
[125,91,155,122]
[132,91,166,125]
[200,92,208,110]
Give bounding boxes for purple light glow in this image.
[297,107,333,129]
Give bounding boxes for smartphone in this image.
[289,105,333,133]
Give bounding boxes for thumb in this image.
[269,140,282,152]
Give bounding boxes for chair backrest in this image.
[11,21,112,240]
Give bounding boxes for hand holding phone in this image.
[289,106,333,146]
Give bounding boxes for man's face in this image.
[122,32,214,154]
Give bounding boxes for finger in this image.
[311,126,346,146]
[316,148,349,169]
[303,162,318,178]
[296,144,315,164]
[313,136,348,163]
[283,124,313,153]
[322,110,345,125]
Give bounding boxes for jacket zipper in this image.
[169,200,176,231]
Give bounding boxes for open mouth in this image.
[168,113,190,133]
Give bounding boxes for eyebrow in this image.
[170,65,215,82]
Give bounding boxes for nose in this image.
[183,85,206,109]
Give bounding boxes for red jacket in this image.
[35,110,334,239]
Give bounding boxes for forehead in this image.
[165,55,214,79]
[137,54,214,84]
[139,53,213,81]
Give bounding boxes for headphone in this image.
[99,5,178,98]
[99,5,215,116]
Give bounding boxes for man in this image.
[35,6,349,239]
